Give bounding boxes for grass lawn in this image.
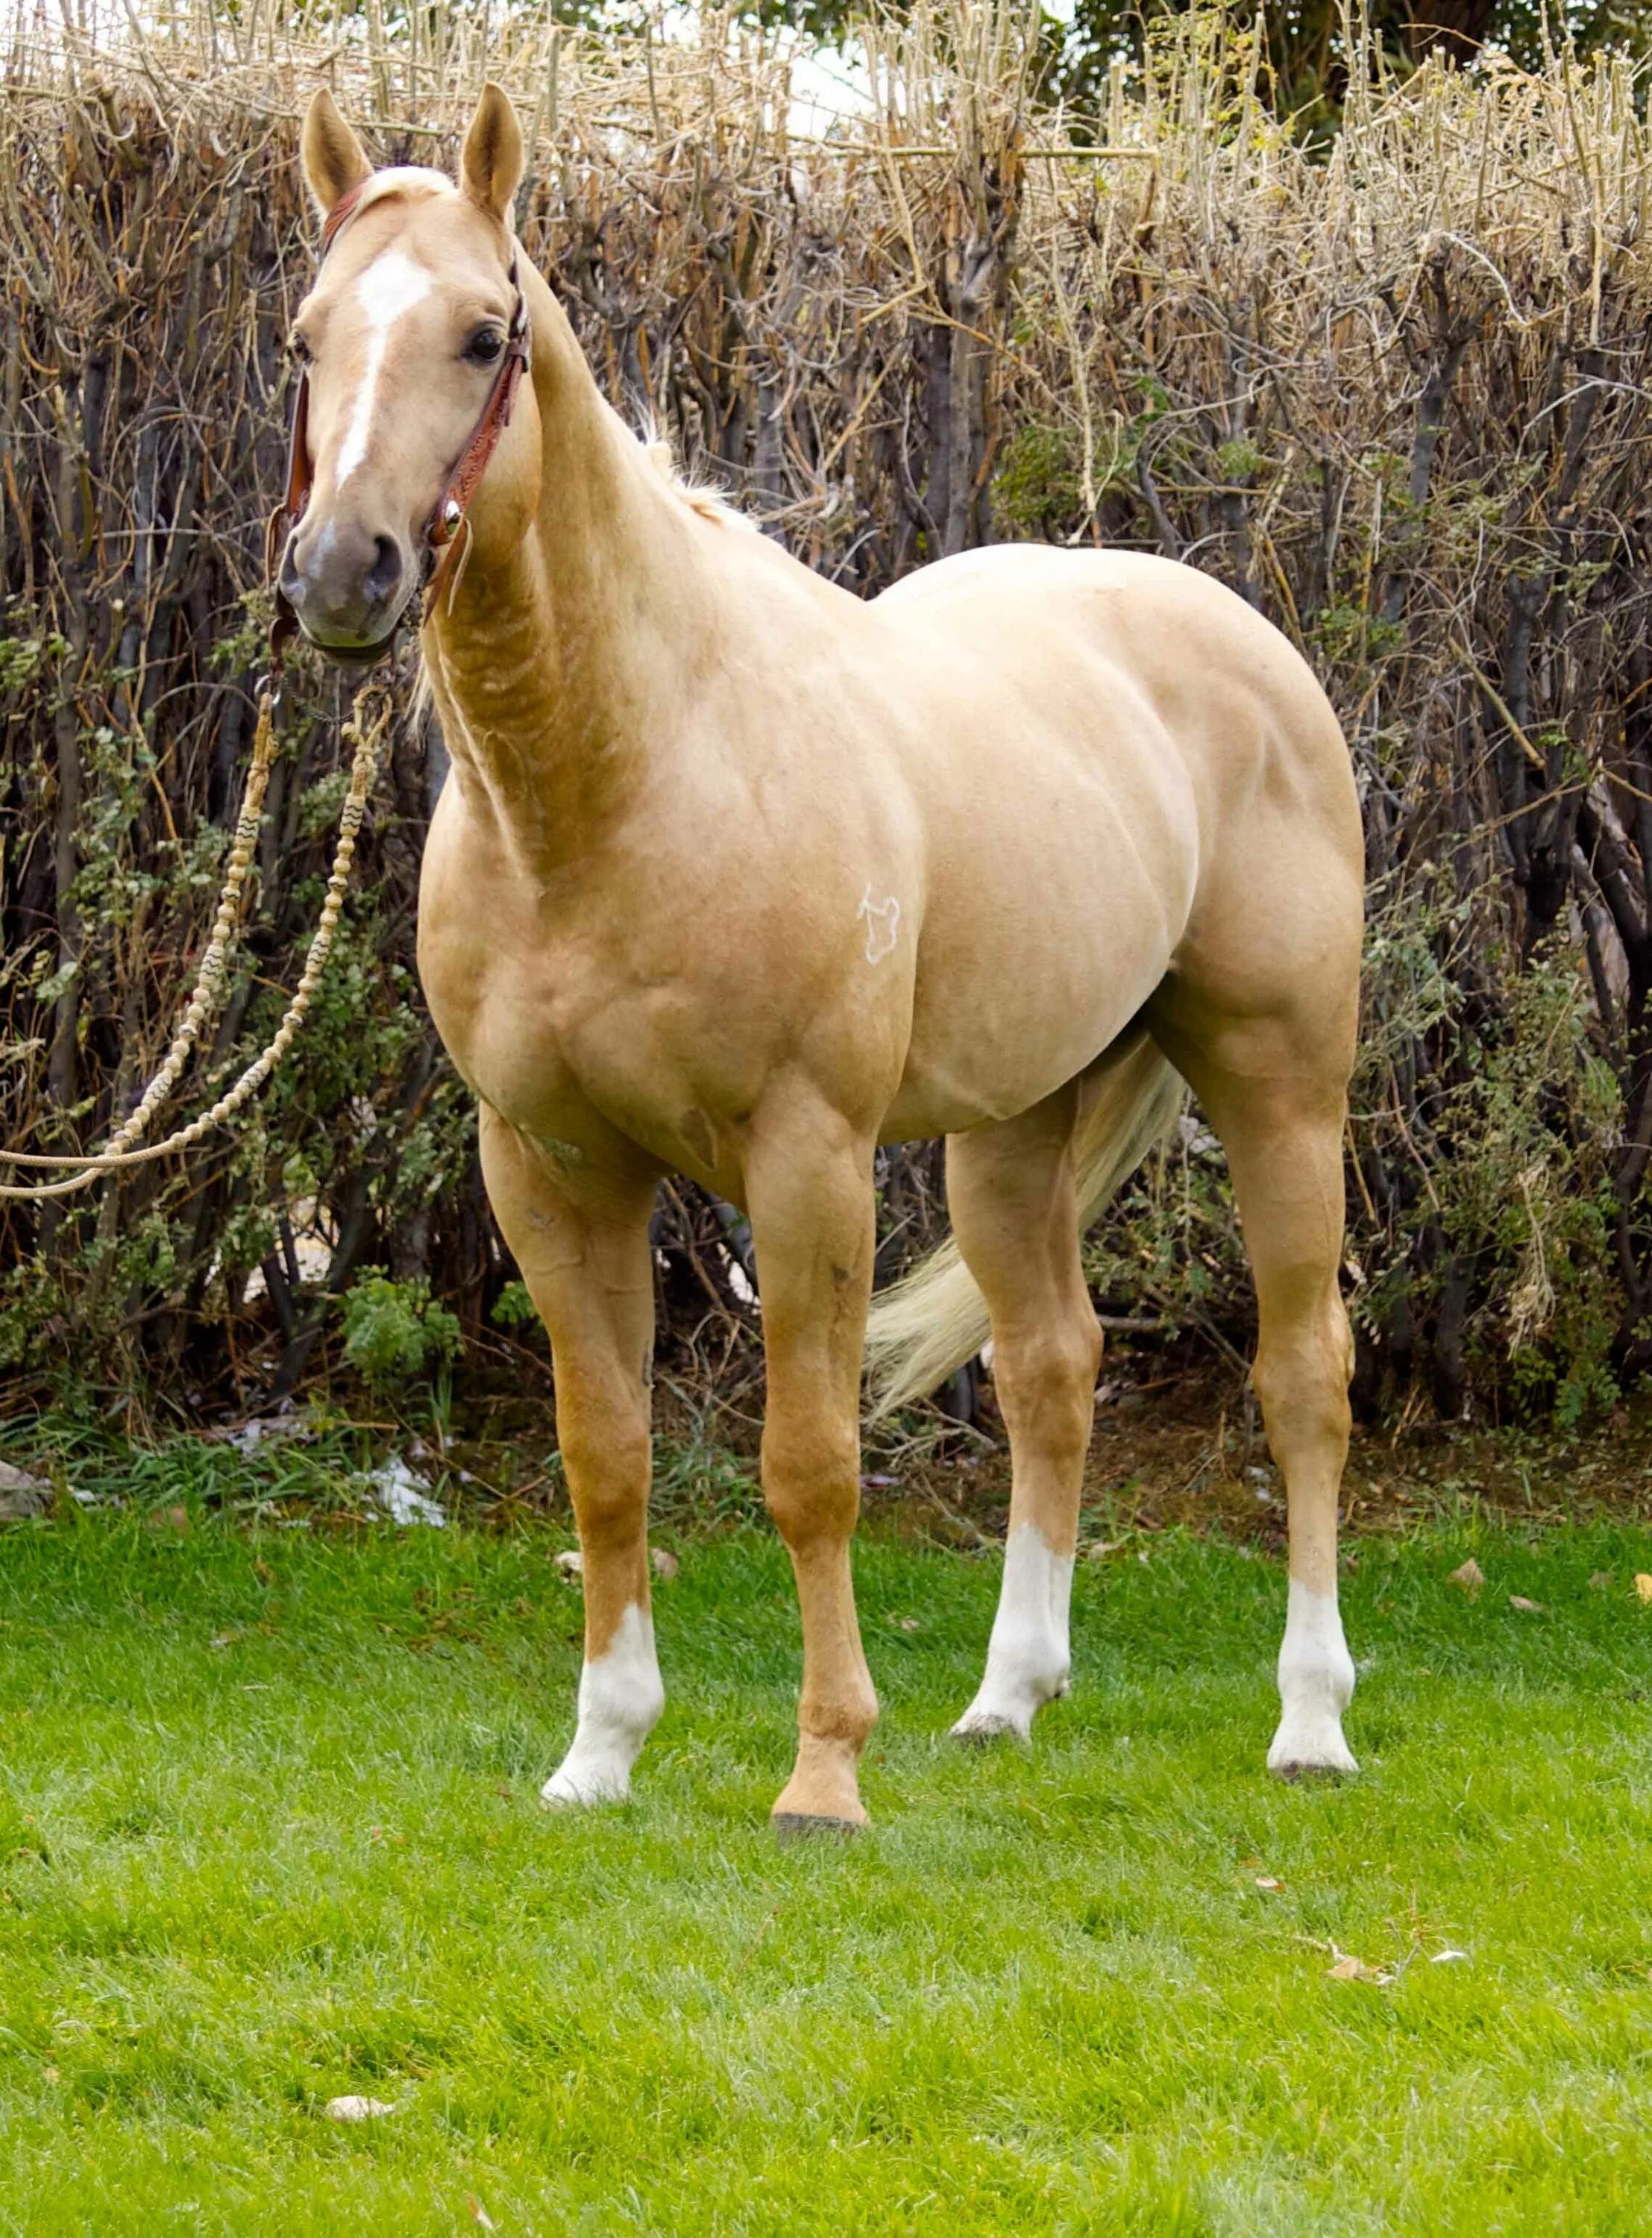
[3,1444,1652,2234]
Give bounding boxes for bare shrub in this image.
[1,1,1648,1424]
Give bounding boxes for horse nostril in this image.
[363,535,403,606]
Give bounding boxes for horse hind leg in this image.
[946,1077,1103,1741]
[1152,1006,1359,1777]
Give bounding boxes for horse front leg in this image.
[744,1094,879,1833]
[478,1107,666,1806]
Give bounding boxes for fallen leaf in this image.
[899,1616,920,1632]
[1636,1574,1652,1605]
[1430,1948,1470,1964]
[554,1549,584,1579]
[324,2096,395,2122]
[1085,1539,1125,1562]
[1589,1571,1615,1590]
[1509,1595,1545,1614]
[468,2201,497,2232]
[1327,1953,1381,1982]
[1254,1875,1284,1892]
[859,1473,899,1490]
[650,1547,679,1579]
[1448,1558,1485,1595]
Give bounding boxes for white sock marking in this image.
[1268,1577,1358,1775]
[952,1523,1074,1740]
[542,1602,665,1807]
[335,248,433,487]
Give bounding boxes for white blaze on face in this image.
[541,1602,665,1807]
[952,1523,1075,1741]
[334,247,434,487]
[1267,1577,1358,1775]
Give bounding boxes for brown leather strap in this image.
[421,254,532,621]
[321,179,367,252]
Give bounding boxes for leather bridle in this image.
[266,180,533,670]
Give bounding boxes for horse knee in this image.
[761,1417,859,1551]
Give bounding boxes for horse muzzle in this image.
[277,516,417,664]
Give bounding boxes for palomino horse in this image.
[279,84,1363,1832]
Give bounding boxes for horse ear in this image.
[302,89,371,217]
[460,82,524,222]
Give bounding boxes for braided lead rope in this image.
[2,688,278,1173]
[0,683,393,1203]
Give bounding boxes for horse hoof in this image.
[1270,1757,1358,1784]
[1268,1707,1357,1782]
[771,1811,864,1843]
[949,1714,1020,1746]
[540,1767,628,1808]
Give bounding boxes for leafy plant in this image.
[340,1270,462,1396]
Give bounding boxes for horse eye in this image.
[465,327,504,366]
[289,332,313,366]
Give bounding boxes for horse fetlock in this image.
[1269,1578,1357,1777]
[955,1523,1075,1743]
[541,1602,663,1809]
[773,1730,869,1828]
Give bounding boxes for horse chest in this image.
[423,894,726,1176]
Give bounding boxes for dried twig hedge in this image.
[2,1,1650,1427]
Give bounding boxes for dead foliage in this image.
[1,4,1649,1433]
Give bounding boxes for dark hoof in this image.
[771,1811,864,1843]
[1269,1760,1356,1785]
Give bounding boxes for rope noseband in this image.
[267,181,533,667]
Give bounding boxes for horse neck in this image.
[423,275,717,866]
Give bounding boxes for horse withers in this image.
[277,83,1364,1832]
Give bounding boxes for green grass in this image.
[4,1469,1652,2234]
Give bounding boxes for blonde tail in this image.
[863,1035,1184,1420]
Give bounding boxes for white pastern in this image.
[1267,1577,1358,1775]
[335,248,433,486]
[541,1602,665,1807]
[952,1524,1075,1741]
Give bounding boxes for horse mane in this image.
[640,428,755,532]
[341,167,455,222]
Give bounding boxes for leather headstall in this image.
[266,180,533,675]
